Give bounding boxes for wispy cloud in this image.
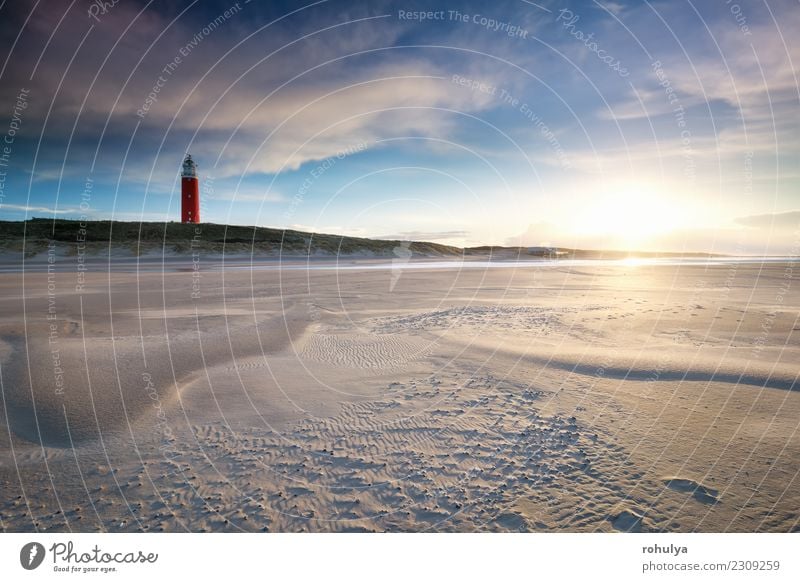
[206,188,286,203]
[0,204,77,215]
[374,230,470,242]
[598,2,626,17]
[735,210,800,230]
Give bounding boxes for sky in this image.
[0,0,798,254]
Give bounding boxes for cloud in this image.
[0,204,77,215]
[594,2,627,17]
[101,211,173,222]
[205,68,497,176]
[373,230,470,241]
[0,204,173,222]
[735,210,800,230]
[206,187,286,203]
[0,1,515,183]
[506,222,563,247]
[586,0,800,179]
[286,224,368,237]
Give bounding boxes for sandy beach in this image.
[0,258,798,532]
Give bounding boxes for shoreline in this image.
[0,253,796,274]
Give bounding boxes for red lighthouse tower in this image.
[181,154,200,223]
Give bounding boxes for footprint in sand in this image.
[611,507,647,532]
[663,477,720,505]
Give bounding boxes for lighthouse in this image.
[181,154,200,223]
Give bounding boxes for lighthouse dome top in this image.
[181,154,197,178]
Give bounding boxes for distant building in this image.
[181,154,200,223]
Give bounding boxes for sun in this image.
[571,184,682,247]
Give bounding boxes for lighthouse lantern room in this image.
[181,154,200,223]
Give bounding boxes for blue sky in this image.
[0,0,798,253]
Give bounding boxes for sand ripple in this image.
[300,333,430,370]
